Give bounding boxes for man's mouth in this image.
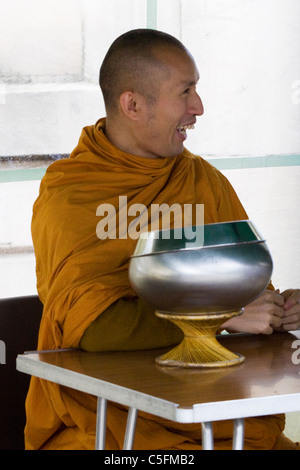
[176,123,195,138]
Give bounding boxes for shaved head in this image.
[99,29,188,115]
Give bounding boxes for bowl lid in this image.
[131,220,265,257]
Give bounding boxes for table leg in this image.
[232,418,245,450]
[201,422,214,450]
[123,407,138,450]
[95,397,107,450]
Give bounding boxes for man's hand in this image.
[222,289,285,335]
[279,289,300,331]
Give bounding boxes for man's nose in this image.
[190,92,204,116]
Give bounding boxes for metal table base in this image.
[95,398,245,450]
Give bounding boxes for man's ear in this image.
[119,91,143,121]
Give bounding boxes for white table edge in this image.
[16,352,300,424]
[16,353,180,421]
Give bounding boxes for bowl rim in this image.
[130,220,266,258]
[130,238,266,258]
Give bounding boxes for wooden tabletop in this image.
[17,332,300,423]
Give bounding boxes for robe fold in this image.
[25,117,294,450]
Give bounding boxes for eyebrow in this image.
[179,74,200,88]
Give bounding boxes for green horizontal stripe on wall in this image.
[0,168,46,183]
[0,154,300,183]
[207,154,300,170]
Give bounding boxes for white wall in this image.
[0,0,148,155]
[159,0,300,157]
[222,165,300,291]
[1,0,299,156]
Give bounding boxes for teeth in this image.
[178,124,195,133]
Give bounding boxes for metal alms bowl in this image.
[128,220,273,315]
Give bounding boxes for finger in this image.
[262,289,284,307]
[273,292,285,307]
[283,290,300,310]
[281,318,300,331]
[263,325,274,335]
[281,288,294,299]
[282,302,300,317]
[281,311,300,326]
[270,314,283,329]
[273,305,285,318]
[264,303,285,318]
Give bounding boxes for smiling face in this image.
[104,44,204,159]
[132,47,204,158]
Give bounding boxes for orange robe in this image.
[25,118,293,450]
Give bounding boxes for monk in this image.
[25,29,300,450]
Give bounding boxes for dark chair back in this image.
[0,295,42,450]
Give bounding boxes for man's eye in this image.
[183,88,190,94]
